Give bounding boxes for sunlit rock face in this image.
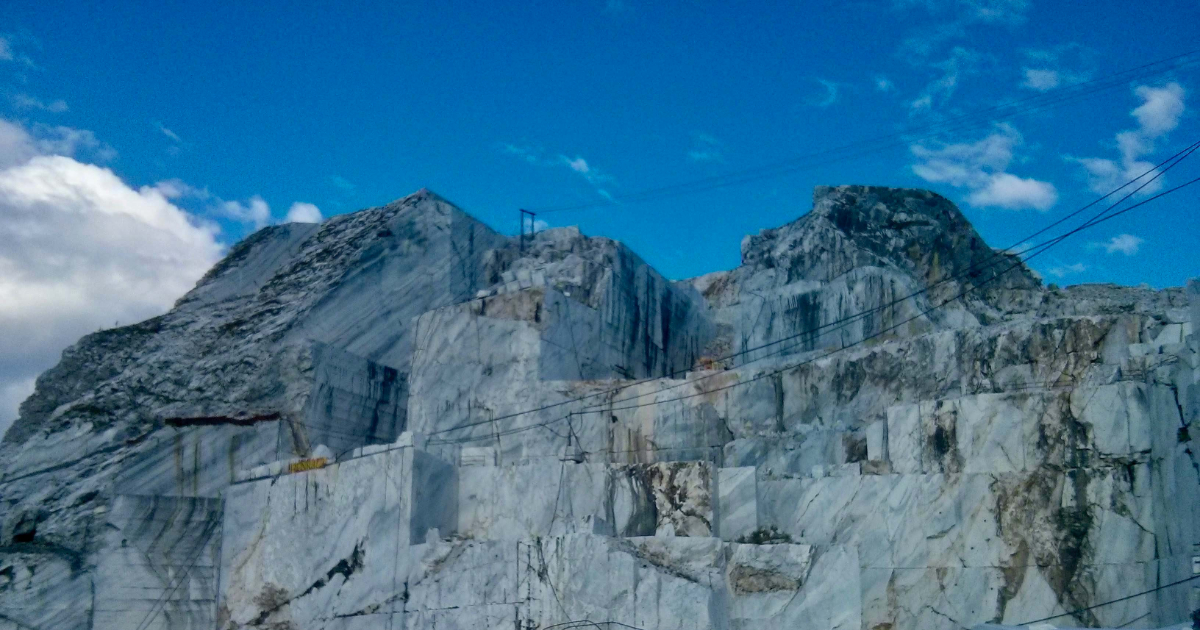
[0,186,1196,630]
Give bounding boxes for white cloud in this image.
[812,79,840,107]
[217,195,272,228]
[37,125,118,162]
[1101,233,1144,256]
[688,132,724,163]
[562,155,590,174]
[504,142,616,199]
[964,0,1029,24]
[155,121,182,143]
[0,120,116,168]
[1047,262,1087,278]
[1068,82,1187,196]
[895,0,1026,70]
[910,122,1057,211]
[875,76,894,92]
[12,93,68,113]
[967,173,1058,210]
[0,118,223,433]
[154,178,209,200]
[1021,68,1060,92]
[285,202,323,223]
[908,46,983,114]
[1019,44,1095,93]
[1131,83,1185,136]
[0,34,35,68]
[895,0,1029,25]
[557,154,614,186]
[503,142,543,164]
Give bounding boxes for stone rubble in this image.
[0,185,1197,629]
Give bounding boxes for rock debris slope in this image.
[0,186,1197,630]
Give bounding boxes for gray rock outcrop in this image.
[0,185,1196,630]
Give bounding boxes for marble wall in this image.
[93,495,223,630]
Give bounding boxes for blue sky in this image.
[0,0,1198,426]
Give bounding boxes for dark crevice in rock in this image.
[249,541,365,626]
[164,412,282,427]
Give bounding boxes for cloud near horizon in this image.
[0,117,322,435]
[285,202,323,223]
[0,118,224,435]
[910,122,1058,211]
[1048,262,1087,278]
[1101,233,1144,256]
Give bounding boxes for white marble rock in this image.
[2,187,1197,629]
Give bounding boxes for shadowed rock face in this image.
[718,185,1041,313]
[1,185,1196,630]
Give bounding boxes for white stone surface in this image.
[866,420,886,461]
[717,467,757,540]
[4,187,1199,628]
[94,495,222,630]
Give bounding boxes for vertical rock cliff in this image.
[0,186,1195,630]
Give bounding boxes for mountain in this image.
[1,186,1196,630]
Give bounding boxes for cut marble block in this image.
[302,342,407,456]
[457,459,715,540]
[1071,381,1152,456]
[886,386,1158,476]
[217,528,861,630]
[725,543,860,630]
[759,467,1157,571]
[886,403,923,473]
[718,467,757,540]
[627,461,714,537]
[94,495,223,630]
[866,420,886,461]
[457,460,611,539]
[218,446,456,629]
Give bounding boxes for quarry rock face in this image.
[0,186,1197,630]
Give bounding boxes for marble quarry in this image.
[1,186,1197,629]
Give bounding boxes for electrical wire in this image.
[1015,575,1200,626]
[531,50,1199,213]
[428,142,1200,443]
[428,139,1199,438]
[586,141,1200,412]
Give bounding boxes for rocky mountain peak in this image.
[742,185,1039,292]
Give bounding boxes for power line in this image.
[591,172,1200,415]
[531,50,1199,213]
[431,168,1200,443]
[1016,575,1200,626]
[427,139,1199,441]
[585,143,1200,413]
